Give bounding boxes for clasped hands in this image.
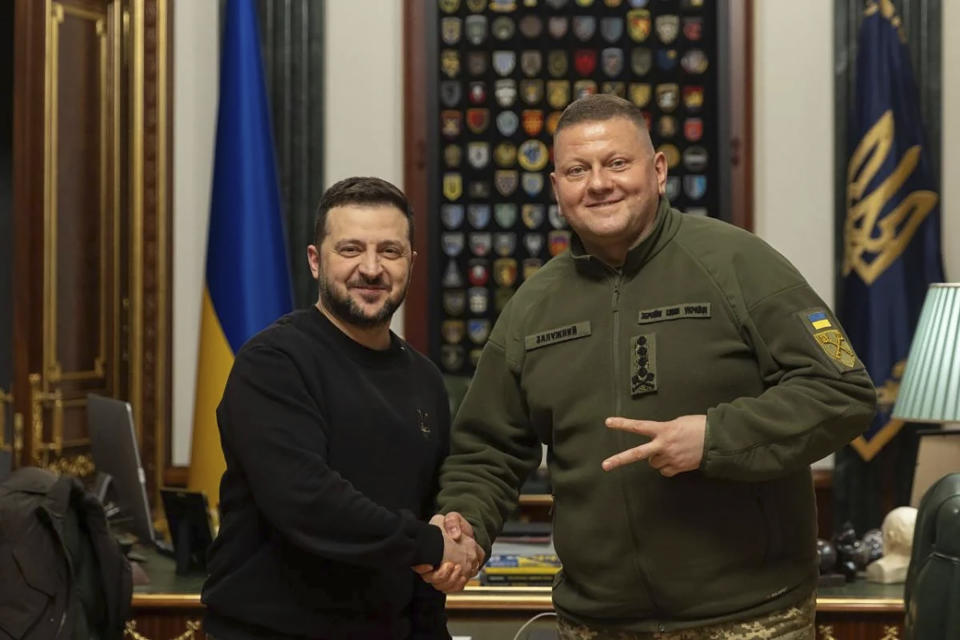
[412,414,705,592]
[412,512,482,594]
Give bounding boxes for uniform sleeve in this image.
[435,329,542,556]
[218,344,443,568]
[702,280,877,482]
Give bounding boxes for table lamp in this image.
[892,283,960,427]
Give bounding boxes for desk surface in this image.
[132,549,905,613]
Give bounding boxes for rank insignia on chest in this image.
[630,334,658,396]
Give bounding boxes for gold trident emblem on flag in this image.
[842,110,937,285]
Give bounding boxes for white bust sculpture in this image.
[866,506,918,584]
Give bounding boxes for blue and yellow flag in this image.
[839,0,944,461]
[189,0,292,504]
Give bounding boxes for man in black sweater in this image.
[202,177,480,639]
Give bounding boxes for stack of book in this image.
[482,553,560,586]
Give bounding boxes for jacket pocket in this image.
[0,546,60,639]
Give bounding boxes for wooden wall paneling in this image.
[403,0,430,356]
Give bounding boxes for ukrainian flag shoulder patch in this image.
[807,311,833,330]
[796,308,862,373]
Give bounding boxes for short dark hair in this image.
[555,94,649,137]
[313,176,415,248]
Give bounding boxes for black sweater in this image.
[202,308,451,640]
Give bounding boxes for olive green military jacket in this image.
[436,199,877,632]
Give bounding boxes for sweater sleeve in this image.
[702,280,878,482]
[218,344,443,568]
[435,332,542,556]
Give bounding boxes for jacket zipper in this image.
[611,271,623,415]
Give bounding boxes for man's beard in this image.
[318,273,408,329]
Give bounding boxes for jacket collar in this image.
[570,197,679,277]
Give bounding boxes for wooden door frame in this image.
[11,0,172,504]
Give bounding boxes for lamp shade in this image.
[892,284,960,423]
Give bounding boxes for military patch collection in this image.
[433,0,718,374]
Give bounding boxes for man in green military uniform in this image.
[418,95,876,639]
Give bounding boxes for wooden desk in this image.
[127,552,905,640]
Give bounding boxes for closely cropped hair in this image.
[314,177,415,247]
[555,94,649,136]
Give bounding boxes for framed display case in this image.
[404,0,752,373]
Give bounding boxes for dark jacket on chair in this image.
[0,467,132,640]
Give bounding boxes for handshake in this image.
[412,512,484,593]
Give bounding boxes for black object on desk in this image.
[160,489,214,575]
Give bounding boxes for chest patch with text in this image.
[524,322,592,350]
[637,302,711,324]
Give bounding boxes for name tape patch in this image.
[637,302,711,324]
[524,321,592,351]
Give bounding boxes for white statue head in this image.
[882,506,918,556]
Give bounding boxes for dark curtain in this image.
[257,0,325,309]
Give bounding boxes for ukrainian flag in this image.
[188,0,293,507]
[807,312,832,331]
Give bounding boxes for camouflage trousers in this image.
[557,594,815,640]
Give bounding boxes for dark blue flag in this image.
[839,1,944,461]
